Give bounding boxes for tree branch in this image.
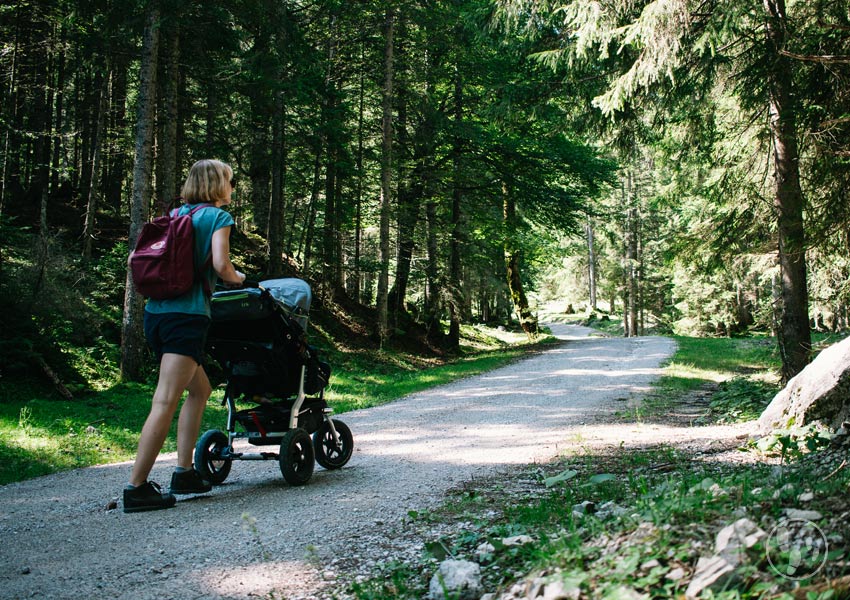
[779,50,850,64]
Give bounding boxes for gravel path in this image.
[0,324,726,600]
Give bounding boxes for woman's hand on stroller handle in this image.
[216,275,261,291]
[223,270,246,289]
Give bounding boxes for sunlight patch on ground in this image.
[194,558,326,600]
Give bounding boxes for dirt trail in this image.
[0,324,744,600]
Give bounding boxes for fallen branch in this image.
[785,574,850,599]
[823,458,847,481]
[35,356,74,401]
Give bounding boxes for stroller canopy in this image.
[260,278,312,330]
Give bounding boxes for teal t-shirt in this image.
[144,203,235,318]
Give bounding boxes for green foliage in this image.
[702,376,778,424]
[369,442,848,600]
[751,422,833,462]
[0,232,131,389]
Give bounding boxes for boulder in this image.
[758,336,850,431]
[428,560,482,600]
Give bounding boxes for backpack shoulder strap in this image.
[187,202,213,216]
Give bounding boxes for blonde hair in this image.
[181,159,232,204]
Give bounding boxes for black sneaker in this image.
[170,468,212,495]
[123,481,176,513]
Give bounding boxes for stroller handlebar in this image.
[215,278,263,292]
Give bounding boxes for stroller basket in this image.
[235,399,325,445]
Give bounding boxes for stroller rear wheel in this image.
[313,419,353,470]
[279,428,314,486]
[195,429,232,485]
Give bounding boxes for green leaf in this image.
[588,473,616,484]
[545,469,579,487]
[425,541,451,561]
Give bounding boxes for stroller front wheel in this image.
[195,429,232,485]
[313,419,353,470]
[279,428,315,486]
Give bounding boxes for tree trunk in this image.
[268,86,286,277]
[50,37,65,201]
[121,4,160,382]
[504,183,538,336]
[82,61,110,259]
[105,62,129,214]
[447,65,464,350]
[155,19,180,207]
[764,0,811,382]
[424,196,441,337]
[0,3,24,217]
[321,11,341,298]
[301,148,323,276]
[377,7,395,344]
[352,41,366,303]
[625,172,639,337]
[249,90,271,235]
[586,216,597,311]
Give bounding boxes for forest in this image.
[1,0,849,388]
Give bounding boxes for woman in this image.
[124,159,245,513]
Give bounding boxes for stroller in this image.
[194,278,353,486]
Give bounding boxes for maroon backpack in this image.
[130,203,212,300]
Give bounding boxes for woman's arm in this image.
[211,226,245,286]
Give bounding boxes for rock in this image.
[665,567,686,581]
[685,555,738,598]
[797,491,814,502]
[598,586,646,600]
[476,542,496,561]
[773,483,795,499]
[538,578,581,600]
[715,518,767,559]
[758,335,850,431]
[641,559,661,571]
[782,508,823,521]
[572,501,596,515]
[596,501,627,520]
[428,560,482,600]
[502,535,534,547]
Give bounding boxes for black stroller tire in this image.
[279,428,314,486]
[313,419,353,470]
[195,429,232,485]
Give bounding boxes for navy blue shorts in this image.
[144,312,211,365]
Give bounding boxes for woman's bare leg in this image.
[129,353,200,487]
[176,365,212,469]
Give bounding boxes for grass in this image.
[0,323,557,486]
[346,329,850,600]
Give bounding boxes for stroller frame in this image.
[194,280,353,487]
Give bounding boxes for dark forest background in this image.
[1,0,849,389]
